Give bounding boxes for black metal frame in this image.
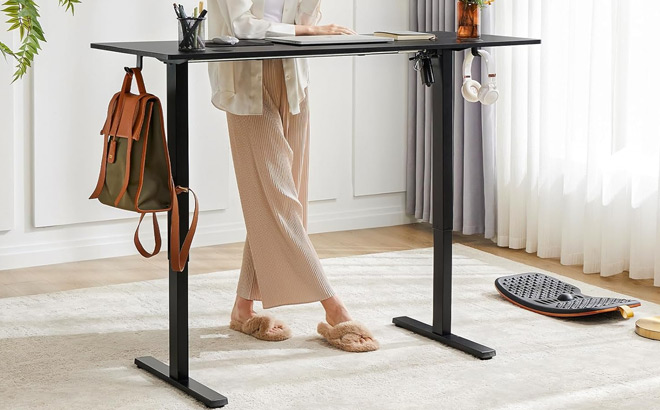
[391,49,495,360]
[133,60,228,408]
[90,34,540,407]
[129,48,497,408]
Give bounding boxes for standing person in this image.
[207,0,379,352]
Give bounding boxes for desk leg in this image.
[134,61,228,408]
[393,49,496,360]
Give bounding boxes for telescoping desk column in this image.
[91,31,540,408]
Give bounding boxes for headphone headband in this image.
[462,51,475,79]
[477,49,496,78]
[463,49,497,79]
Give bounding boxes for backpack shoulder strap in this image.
[134,213,162,257]
[169,186,200,272]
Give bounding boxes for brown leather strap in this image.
[106,70,140,140]
[110,94,128,138]
[130,67,147,95]
[113,135,133,207]
[121,67,147,95]
[90,91,124,200]
[109,72,135,137]
[89,133,110,200]
[119,71,133,94]
[100,93,120,135]
[134,213,162,258]
[169,186,199,272]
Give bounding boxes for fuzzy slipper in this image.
[317,320,380,352]
[229,314,292,341]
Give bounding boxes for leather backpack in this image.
[90,67,198,272]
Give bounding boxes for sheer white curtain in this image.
[493,0,660,286]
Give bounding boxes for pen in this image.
[193,8,206,48]
[179,4,197,48]
[175,3,191,47]
[192,9,207,46]
[181,8,207,48]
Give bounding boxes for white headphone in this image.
[461,49,498,105]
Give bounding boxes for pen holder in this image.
[178,17,206,51]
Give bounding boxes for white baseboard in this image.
[0,206,418,270]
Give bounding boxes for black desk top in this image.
[91,31,540,62]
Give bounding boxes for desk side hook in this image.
[124,56,144,75]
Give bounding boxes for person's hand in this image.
[296,24,357,36]
[313,24,357,35]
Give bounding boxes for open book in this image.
[373,31,437,41]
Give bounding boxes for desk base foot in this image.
[392,316,496,360]
[135,356,228,408]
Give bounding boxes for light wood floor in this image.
[1,223,658,305]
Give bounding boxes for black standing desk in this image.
[91,31,540,408]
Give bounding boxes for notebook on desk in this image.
[264,34,394,46]
[373,31,437,40]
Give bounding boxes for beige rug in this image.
[1,244,659,410]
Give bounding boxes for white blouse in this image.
[263,0,285,23]
[207,0,323,116]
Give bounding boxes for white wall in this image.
[0,0,415,270]
[354,0,409,196]
[0,27,13,232]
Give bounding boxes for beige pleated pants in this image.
[226,59,336,309]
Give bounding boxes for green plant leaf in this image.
[31,24,45,41]
[59,0,80,16]
[3,0,80,81]
[0,41,15,60]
